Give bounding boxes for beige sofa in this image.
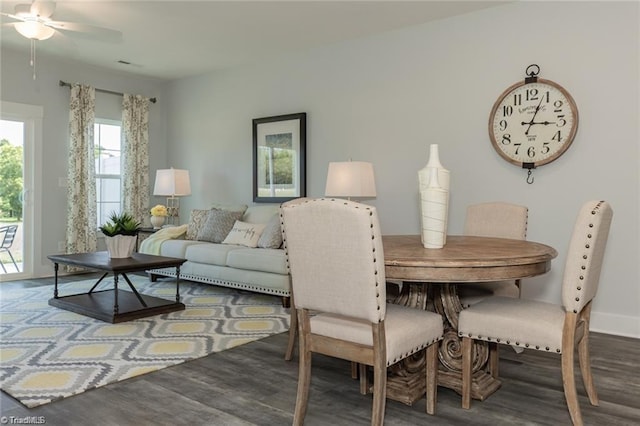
[144,204,291,306]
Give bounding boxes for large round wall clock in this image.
[489,64,578,183]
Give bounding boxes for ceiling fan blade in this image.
[30,1,56,18]
[46,21,122,41]
[1,13,26,22]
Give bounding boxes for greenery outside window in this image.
[95,120,122,230]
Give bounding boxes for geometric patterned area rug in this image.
[0,275,290,408]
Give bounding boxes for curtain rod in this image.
[59,80,157,104]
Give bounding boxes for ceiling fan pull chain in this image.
[30,39,37,80]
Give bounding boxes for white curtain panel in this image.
[65,84,97,257]
[121,94,150,224]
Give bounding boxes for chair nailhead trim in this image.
[387,338,443,366]
[458,334,561,353]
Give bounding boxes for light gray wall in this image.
[0,47,168,277]
[1,2,637,337]
[164,1,639,337]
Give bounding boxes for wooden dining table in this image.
[382,234,558,405]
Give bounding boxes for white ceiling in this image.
[1,1,506,81]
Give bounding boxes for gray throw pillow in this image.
[257,213,283,249]
[186,209,212,240]
[196,209,243,243]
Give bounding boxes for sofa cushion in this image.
[226,247,288,275]
[159,239,208,258]
[257,213,283,249]
[222,220,266,248]
[185,243,244,266]
[196,209,243,243]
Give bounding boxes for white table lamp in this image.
[325,161,377,200]
[153,168,191,224]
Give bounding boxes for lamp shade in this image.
[15,21,55,40]
[325,161,376,198]
[153,168,191,196]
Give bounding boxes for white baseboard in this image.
[591,311,640,338]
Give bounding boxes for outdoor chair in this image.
[0,225,19,273]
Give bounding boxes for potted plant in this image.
[100,211,142,258]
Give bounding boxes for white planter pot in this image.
[105,235,137,258]
[150,215,165,229]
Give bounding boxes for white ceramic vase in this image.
[418,144,450,249]
[150,215,165,229]
[105,235,136,258]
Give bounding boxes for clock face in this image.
[489,78,578,168]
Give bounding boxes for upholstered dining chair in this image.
[0,225,19,273]
[281,198,444,425]
[457,202,528,307]
[458,200,613,426]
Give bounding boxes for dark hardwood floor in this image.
[1,275,639,425]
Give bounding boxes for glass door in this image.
[0,101,42,281]
[0,120,25,278]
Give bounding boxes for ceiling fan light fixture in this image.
[15,21,55,40]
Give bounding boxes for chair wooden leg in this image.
[371,360,386,426]
[371,323,386,426]
[425,343,438,415]
[285,307,297,361]
[577,330,598,406]
[293,311,311,426]
[562,313,583,426]
[358,363,368,395]
[462,337,473,409]
[577,305,599,406]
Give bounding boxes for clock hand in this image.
[524,96,546,135]
[521,121,556,126]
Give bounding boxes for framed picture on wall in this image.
[252,112,306,203]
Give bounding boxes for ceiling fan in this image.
[2,0,122,41]
[2,1,122,79]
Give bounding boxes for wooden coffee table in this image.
[48,251,187,323]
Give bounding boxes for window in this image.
[95,120,122,229]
